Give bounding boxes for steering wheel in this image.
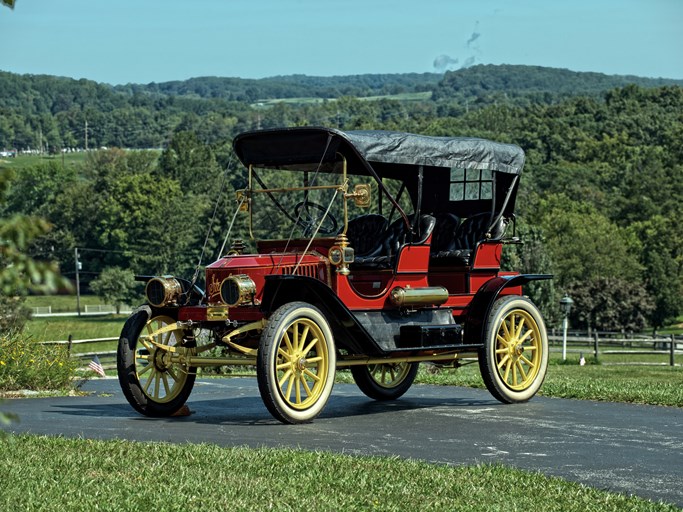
[294,201,338,236]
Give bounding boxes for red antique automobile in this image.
[117,127,551,424]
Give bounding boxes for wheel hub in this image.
[153,348,171,371]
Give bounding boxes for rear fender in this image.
[463,274,552,346]
[260,275,384,355]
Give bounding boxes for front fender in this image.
[260,275,385,355]
[463,274,552,346]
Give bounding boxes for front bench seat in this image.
[345,214,388,257]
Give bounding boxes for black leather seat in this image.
[353,214,436,269]
[430,212,461,258]
[345,214,388,257]
[430,212,506,266]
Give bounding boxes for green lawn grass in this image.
[400,360,683,408]
[23,316,126,345]
[0,152,88,172]
[25,294,109,313]
[0,436,676,511]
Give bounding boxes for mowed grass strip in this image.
[0,436,676,512]
[23,316,125,351]
[25,294,113,313]
[406,362,683,408]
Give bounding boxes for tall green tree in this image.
[90,267,141,314]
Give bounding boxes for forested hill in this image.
[432,64,683,101]
[2,64,682,114]
[113,65,683,102]
[113,73,442,101]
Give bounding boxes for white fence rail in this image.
[548,331,682,366]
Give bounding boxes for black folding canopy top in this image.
[233,127,525,218]
[233,126,525,175]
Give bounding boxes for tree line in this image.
[2,65,681,152]
[0,66,681,333]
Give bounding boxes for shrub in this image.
[0,333,78,391]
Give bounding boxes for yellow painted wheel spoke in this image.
[153,373,161,399]
[520,355,535,368]
[161,373,171,396]
[301,377,313,396]
[279,369,293,388]
[301,338,318,356]
[276,361,291,371]
[303,368,320,382]
[278,347,291,361]
[143,371,155,393]
[283,331,294,353]
[516,361,528,382]
[511,363,518,386]
[292,325,300,352]
[299,325,310,348]
[295,377,302,404]
[497,354,510,370]
[137,363,152,377]
[285,373,295,401]
[166,367,179,382]
[515,316,526,338]
[502,320,511,339]
[503,359,512,383]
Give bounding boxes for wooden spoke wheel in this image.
[351,362,418,401]
[479,296,548,403]
[117,307,196,417]
[257,302,336,424]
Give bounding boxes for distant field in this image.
[0,152,88,172]
[252,91,432,108]
[25,294,110,313]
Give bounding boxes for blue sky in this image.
[1,0,681,84]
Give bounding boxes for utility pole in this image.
[74,248,82,316]
[84,120,88,151]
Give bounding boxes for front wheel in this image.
[351,362,418,400]
[257,302,336,424]
[478,296,548,403]
[117,306,196,417]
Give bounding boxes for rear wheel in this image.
[257,302,336,424]
[478,296,548,403]
[117,306,196,417]
[351,362,418,400]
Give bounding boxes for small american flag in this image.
[88,355,106,377]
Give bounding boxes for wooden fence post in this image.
[670,334,676,367]
[593,331,599,362]
[67,334,72,356]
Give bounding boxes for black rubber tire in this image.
[257,302,336,424]
[117,306,196,417]
[351,362,419,401]
[478,296,548,404]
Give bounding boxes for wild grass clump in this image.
[0,332,78,391]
